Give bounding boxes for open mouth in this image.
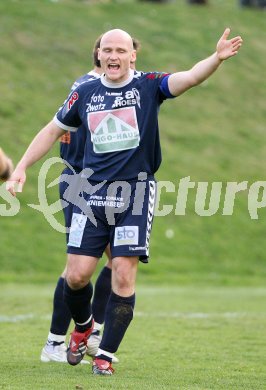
[108,63,120,71]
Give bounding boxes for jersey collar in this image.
[101,69,134,89]
[88,70,101,79]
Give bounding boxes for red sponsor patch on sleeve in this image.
[67,92,79,110]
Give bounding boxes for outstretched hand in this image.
[216,28,243,61]
[6,168,26,196]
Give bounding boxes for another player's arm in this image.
[168,28,243,97]
[6,120,65,196]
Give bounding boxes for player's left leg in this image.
[87,244,119,363]
[92,177,156,375]
[92,256,138,375]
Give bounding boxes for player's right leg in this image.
[40,268,72,363]
[41,167,90,363]
[64,253,99,365]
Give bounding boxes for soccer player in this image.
[40,36,141,364]
[7,27,242,375]
[0,147,13,181]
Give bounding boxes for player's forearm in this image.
[188,52,223,86]
[168,52,223,97]
[16,121,65,171]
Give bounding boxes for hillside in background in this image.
[0,0,265,285]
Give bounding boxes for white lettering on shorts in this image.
[129,246,146,251]
[114,226,139,246]
[68,213,87,247]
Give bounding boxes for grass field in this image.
[1,284,266,390]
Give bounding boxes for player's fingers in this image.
[221,27,231,40]
[17,181,23,192]
[231,36,243,45]
[5,180,16,196]
[6,180,23,196]
[232,41,242,52]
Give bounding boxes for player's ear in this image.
[97,48,101,60]
[131,50,136,64]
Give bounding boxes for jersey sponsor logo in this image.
[88,107,140,153]
[106,91,122,96]
[114,226,139,246]
[112,89,140,109]
[68,213,87,247]
[60,131,71,144]
[146,72,169,79]
[61,91,79,119]
[67,92,79,110]
[87,194,125,208]
[86,93,106,112]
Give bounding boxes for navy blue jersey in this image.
[59,71,100,172]
[55,69,175,181]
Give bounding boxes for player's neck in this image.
[101,69,134,88]
[93,66,102,75]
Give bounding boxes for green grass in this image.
[0,284,265,389]
[0,1,266,285]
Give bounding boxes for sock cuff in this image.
[47,332,66,343]
[93,322,103,331]
[110,291,136,308]
[96,348,114,360]
[64,281,93,297]
[76,314,93,327]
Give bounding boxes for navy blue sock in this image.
[99,291,135,356]
[50,277,71,335]
[64,281,93,332]
[92,266,112,324]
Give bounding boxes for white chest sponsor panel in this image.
[88,107,140,153]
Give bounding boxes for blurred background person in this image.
[239,0,266,7]
[187,0,208,4]
[0,147,13,181]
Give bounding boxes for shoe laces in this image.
[93,358,114,373]
[70,325,94,352]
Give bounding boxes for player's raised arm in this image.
[6,120,66,196]
[168,28,243,97]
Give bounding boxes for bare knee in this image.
[66,254,98,290]
[66,270,88,289]
[112,257,138,296]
